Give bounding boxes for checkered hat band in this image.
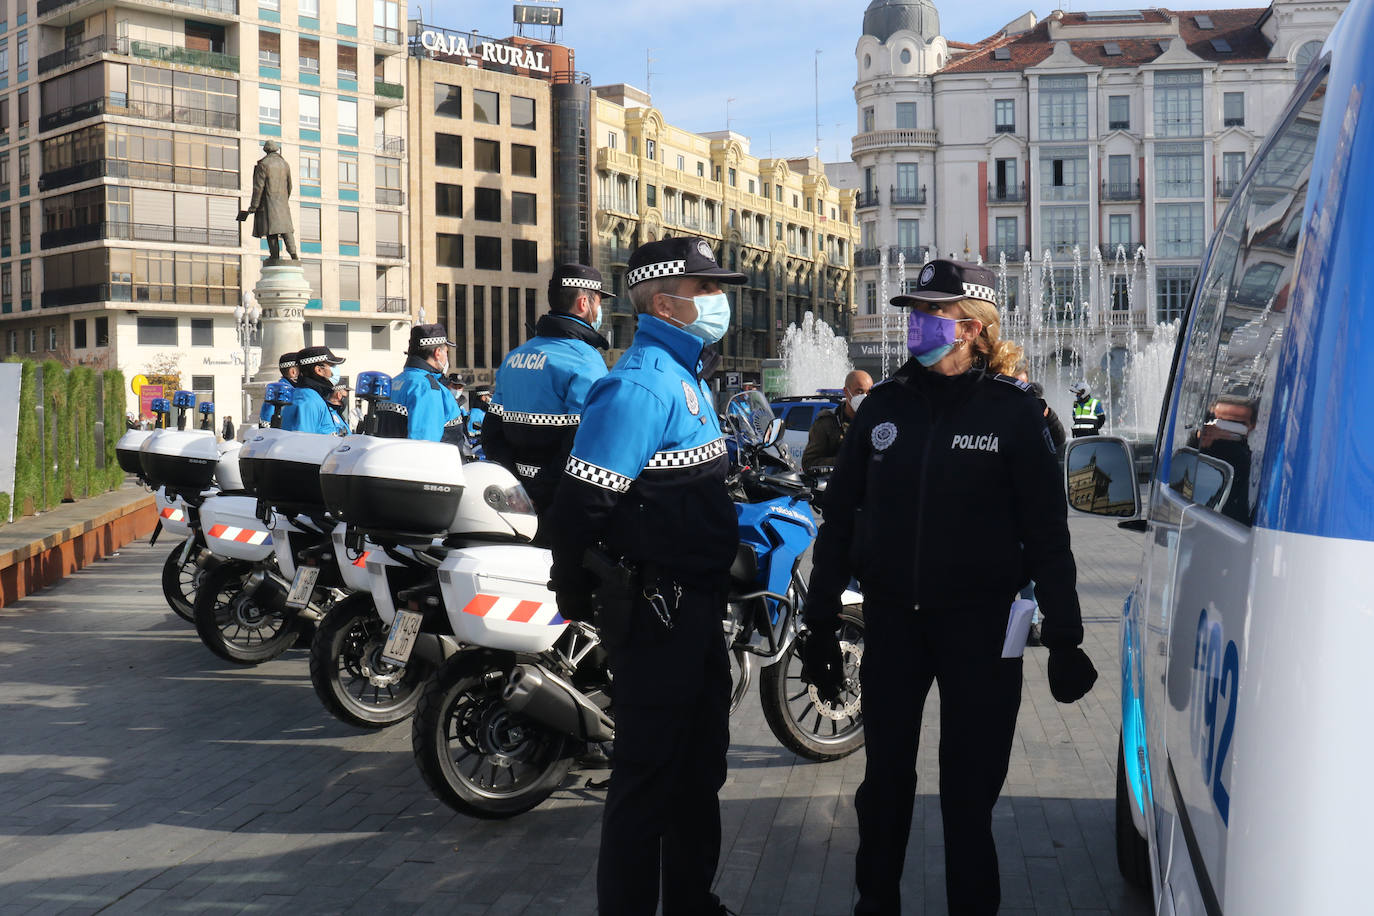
[565,456,633,493]
[419,336,449,348]
[516,463,540,478]
[298,354,330,365]
[562,277,603,290]
[963,283,996,303]
[644,438,726,470]
[375,401,408,415]
[626,259,686,286]
[278,358,298,368]
[498,409,581,427]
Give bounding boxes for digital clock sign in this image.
[513,4,563,26]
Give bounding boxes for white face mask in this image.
[849,393,867,411]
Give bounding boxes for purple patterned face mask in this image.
[907,309,970,365]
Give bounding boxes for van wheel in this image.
[1116,736,1152,889]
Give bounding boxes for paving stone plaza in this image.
[0,515,1149,916]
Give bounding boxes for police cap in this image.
[296,345,345,367]
[277,351,300,371]
[408,323,455,355]
[549,263,615,302]
[626,236,746,288]
[891,259,997,308]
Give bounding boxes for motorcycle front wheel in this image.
[161,538,209,623]
[193,562,299,665]
[310,592,428,728]
[759,608,866,762]
[411,654,572,819]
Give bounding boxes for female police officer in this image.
[802,259,1098,915]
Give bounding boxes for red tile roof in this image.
[939,8,1272,74]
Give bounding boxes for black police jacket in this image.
[805,358,1085,649]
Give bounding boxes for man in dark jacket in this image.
[801,370,873,471]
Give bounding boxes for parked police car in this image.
[1066,4,1374,911]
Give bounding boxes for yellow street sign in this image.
[130,374,150,394]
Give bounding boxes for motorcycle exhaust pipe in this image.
[502,664,614,744]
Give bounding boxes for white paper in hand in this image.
[1002,599,1037,659]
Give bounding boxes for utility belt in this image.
[582,548,724,649]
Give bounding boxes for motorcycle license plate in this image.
[382,610,423,666]
[284,565,321,610]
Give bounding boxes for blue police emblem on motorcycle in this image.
[872,422,898,451]
[682,381,700,416]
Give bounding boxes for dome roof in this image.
[863,0,940,43]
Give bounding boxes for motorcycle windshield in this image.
[725,391,775,449]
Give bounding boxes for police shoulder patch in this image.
[871,422,898,452]
[682,380,700,416]
[992,373,1033,393]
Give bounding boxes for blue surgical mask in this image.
[329,367,341,387]
[589,298,603,332]
[665,293,731,343]
[915,344,955,367]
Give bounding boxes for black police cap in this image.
[891,259,997,308]
[626,236,746,288]
[549,263,615,302]
[277,351,300,370]
[296,345,345,367]
[408,322,455,354]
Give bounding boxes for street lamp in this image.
[234,293,261,432]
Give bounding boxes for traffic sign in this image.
[130,374,150,394]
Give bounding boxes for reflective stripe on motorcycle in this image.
[206,524,272,546]
[351,551,369,568]
[460,593,565,626]
[160,506,185,522]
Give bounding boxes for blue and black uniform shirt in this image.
[548,313,736,585]
[390,356,465,443]
[483,312,609,512]
[279,379,349,436]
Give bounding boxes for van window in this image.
[784,406,817,432]
[1165,71,1327,523]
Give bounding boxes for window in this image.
[436,183,462,217]
[511,95,535,130]
[727,168,737,188]
[46,326,57,351]
[0,43,7,78]
[299,92,320,129]
[1156,143,1204,198]
[474,236,501,270]
[301,260,322,300]
[437,233,463,267]
[337,97,357,135]
[1038,75,1087,140]
[6,330,15,355]
[864,282,876,313]
[338,208,359,245]
[862,107,875,132]
[993,158,1018,196]
[1155,267,1194,322]
[1108,214,1132,248]
[645,139,656,161]
[1041,206,1088,258]
[18,203,28,245]
[16,32,26,70]
[1041,147,1089,200]
[995,217,1018,253]
[1221,151,1246,192]
[994,98,1015,133]
[512,239,537,273]
[1111,275,1131,310]
[19,261,29,297]
[895,102,917,129]
[137,316,178,346]
[258,85,281,124]
[474,187,500,221]
[191,318,213,347]
[337,44,358,80]
[511,191,536,225]
[1294,40,1322,76]
[436,133,462,167]
[26,329,35,353]
[607,131,617,149]
[17,90,26,130]
[434,83,462,118]
[339,264,360,302]
[338,151,358,188]
[299,38,320,73]
[677,155,686,171]
[1223,92,1245,127]
[896,219,919,251]
[473,89,499,124]
[511,144,536,177]
[324,322,348,350]
[747,178,755,195]
[299,205,321,241]
[1154,69,1203,137]
[300,149,321,185]
[258,30,281,67]
[1157,202,1204,257]
[73,319,87,349]
[474,139,499,172]
[896,163,919,200]
[372,323,388,350]
[1108,95,1130,130]
[17,148,27,183]
[697,161,704,177]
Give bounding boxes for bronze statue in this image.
[239,140,298,261]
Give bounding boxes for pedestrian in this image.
[1015,364,1066,451]
[802,259,1098,915]
[221,415,235,442]
[546,236,746,915]
[390,324,466,442]
[801,369,873,471]
[279,346,349,435]
[483,263,612,528]
[1070,381,1106,437]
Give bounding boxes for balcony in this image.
[851,312,908,334]
[124,38,238,72]
[1216,177,1241,198]
[889,185,927,206]
[376,296,407,314]
[851,128,938,156]
[596,147,639,173]
[377,241,405,259]
[983,245,1025,263]
[41,0,237,19]
[987,183,1028,204]
[888,246,924,265]
[376,135,406,156]
[856,190,880,209]
[38,34,113,74]
[40,96,239,133]
[374,80,404,106]
[374,26,404,45]
[40,158,239,192]
[376,188,404,206]
[1099,242,1144,260]
[854,248,882,267]
[43,282,235,308]
[597,194,636,215]
[1102,179,1142,202]
[41,220,239,250]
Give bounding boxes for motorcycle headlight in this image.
[484,483,536,516]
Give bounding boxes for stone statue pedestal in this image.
[245,262,311,419]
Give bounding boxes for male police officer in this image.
[1070,381,1106,437]
[280,346,349,435]
[259,351,300,426]
[547,237,745,915]
[390,324,466,442]
[484,264,612,525]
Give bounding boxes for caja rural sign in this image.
[418,30,551,73]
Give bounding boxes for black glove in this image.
[555,588,595,624]
[1048,646,1098,703]
[800,628,845,704]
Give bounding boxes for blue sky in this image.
[422,0,1272,160]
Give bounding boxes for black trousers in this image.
[597,587,731,916]
[854,602,1023,916]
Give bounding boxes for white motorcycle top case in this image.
[253,431,340,514]
[138,430,219,494]
[320,435,466,535]
[116,430,153,476]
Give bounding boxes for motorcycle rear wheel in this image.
[193,562,298,665]
[161,539,208,623]
[412,654,572,819]
[310,592,428,728]
[759,608,866,762]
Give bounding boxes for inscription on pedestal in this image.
[260,307,305,321]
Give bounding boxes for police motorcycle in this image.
[721,392,866,761]
[116,393,243,622]
[190,385,346,665]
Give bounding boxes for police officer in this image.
[802,260,1098,915]
[280,346,349,435]
[547,237,745,915]
[484,264,612,525]
[390,324,466,442]
[258,351,300,426]
[1070,381,1106,437]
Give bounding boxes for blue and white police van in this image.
[1065,1,1374,911]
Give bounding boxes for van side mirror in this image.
[764,417,785,447]
[1064,436,1142,520]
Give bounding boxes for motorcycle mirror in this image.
[763,417,785,447]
